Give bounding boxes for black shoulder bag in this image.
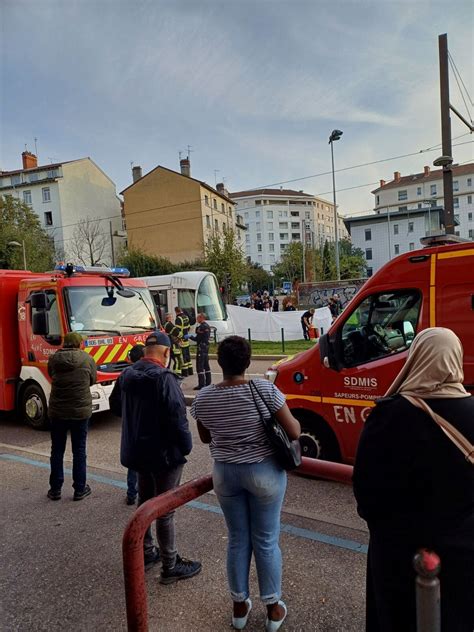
[249,380,301,471]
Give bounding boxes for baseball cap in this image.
[145,331,171,347]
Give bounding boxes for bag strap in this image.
[403,394,474,465]
[249,380,272,418]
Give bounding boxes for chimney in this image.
[216,182,228,197]
[424,165,430,176]
[394,171,401,183]
[180,157,191,177]
[132,165,142,182]
[379,179,386,188]
[22,151,38,170]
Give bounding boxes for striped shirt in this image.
[190,378,286,464]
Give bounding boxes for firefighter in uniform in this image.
[189,312,211,390]
[163,313,183,377]
[174,306,193,377]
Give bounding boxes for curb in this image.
[190,354,287,361]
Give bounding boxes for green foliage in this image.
[246,262,273,293]
[204,228,247,299]
[304,238,366,281]
[0,195,55,272]
[117,247,177,277]
[271,241,303,285]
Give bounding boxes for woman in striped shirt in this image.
[191,336,300,631]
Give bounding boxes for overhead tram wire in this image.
[448,54,474,124]
[448,51,474,107]
[35,139,474,237]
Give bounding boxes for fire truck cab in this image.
[0,264,159,429]
[268,238,474,463]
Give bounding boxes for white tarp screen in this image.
[225,305,332,342]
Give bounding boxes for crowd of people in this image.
[236,290,299,312]
[44,318,473,630]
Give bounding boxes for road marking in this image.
[0,453,368,555]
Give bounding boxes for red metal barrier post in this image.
[122,474,213,632]
[297,456,354,484]
[413,549,441,632]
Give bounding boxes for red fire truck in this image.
[267,237,474,463]
[0,264,159,429]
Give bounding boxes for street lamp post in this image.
[8,240,27,270]
[329,129,343,280]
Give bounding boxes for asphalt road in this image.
[0,361,369,632]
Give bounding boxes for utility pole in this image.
[301,219,306,282]
[438,33,454,234]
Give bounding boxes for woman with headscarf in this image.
[353,327,474,632]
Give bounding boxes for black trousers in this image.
[196,344,211,387]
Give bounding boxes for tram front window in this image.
[177,289,196,325]
[197,275,226,321]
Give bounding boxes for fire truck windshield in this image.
[65,286,158,334]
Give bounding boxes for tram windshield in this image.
[197,274,227,321]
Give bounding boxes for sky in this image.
[1,0,473,216]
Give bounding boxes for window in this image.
[454,197,459,208]
[305,211,310,219]
[408,221,414,233]
[399,206,408,212]
[206,215,211,228]
[256,232,261,241]
[394,224,399,235]
[365,229,372,241]
[280,243,287,251]
[244,212,249,219]
[214,219,218,232]
[409,242,414,251]
[340,290,421,367]
[256,222,261,230]
[365,248,373,260]
[30,290,61,340]
[213,199,217,210]
[279,233,288,240]
[453,180,459,192]
[42,187,51,203]
[269,243,274,252]
[366,267,373,277]
[376,195,380,205]
[23,190,32,205]
[255,210,260,218]
[47,169,59,178]
[291,222,300,229]
[291,233,300,240]
[394,244,400,255]
[270,254,275,262]
[257,244,262,252]
[418,203,422,209]
[221,203,224,213]
[44,211,53,226]
[279,222,288,229]
[469,212,473,221]
[455,231,460,237]
[398,190,408,201]
[228,206,232,215]
[468,196,472,205]
[267,210,273,219]
[268,232,274,241]
[223,222,226,231]
[468,178,472,187]
[11,174,21,186]
[245,234,250,243]
[205,195,209,206]
[267,222,273,229]
[255,199,262,205]
[417,187,422,196]
[469,229,473,239]
[430,184,437,196]
[29,173,38,182]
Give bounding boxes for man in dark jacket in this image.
[47,332,97,501]
[109,331,201,584]
[189,312,211,390]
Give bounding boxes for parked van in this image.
[267,237,474,463]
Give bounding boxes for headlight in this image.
[265,369,278,383]
[91,391,101,400]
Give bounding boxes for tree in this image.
[68,217,109,266]
[204,228,247,300]
[339,238,367,279]
[0,195,55,271]
[117,247,177,277]
[245,262,273,293]
[271,241,303,287]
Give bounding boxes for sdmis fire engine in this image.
[267,237,474,463]
[0,264,160,429]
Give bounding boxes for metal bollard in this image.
[248,328,251,345]
[413,548,441,632]
[281,327,285,353]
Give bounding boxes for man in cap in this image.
[109,331,201,583]
[301,307,315,340]
[189,312,211,390]
[47,332,97,501]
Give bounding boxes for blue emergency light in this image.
[54,263,130,277]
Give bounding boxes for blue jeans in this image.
[213,458,287,604]
[49,418,89,492]
[127,469,138,499]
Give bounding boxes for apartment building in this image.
[0,151,123,264]
[121,159,244,263]
[230,188,348,271]
[345,162,474,274]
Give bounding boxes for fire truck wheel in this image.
[21,383,49,430]
[299,430,323,460]
[296,417,340,462]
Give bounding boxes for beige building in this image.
[121,159,245,263]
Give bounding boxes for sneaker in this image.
[144,548,161,571]
[47,489,61,501]
[126,495,137,506]
[159,555,202,585]
[73,484,92,501]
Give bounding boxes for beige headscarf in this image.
[385,327,470,399]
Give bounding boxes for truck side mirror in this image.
[28,292,48,309]
[319,333,339,371]
[32,311,49,336]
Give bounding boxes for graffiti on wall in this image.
[298,279,366,309]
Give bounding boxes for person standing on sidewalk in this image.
[123,344,145,505]
[175,306,193,377]
[191,336,300,631]
[47,332,97,501]
[163,312,183,377]
[189,312,212,390]
[109,331,201,583]
[300,308,315,340]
